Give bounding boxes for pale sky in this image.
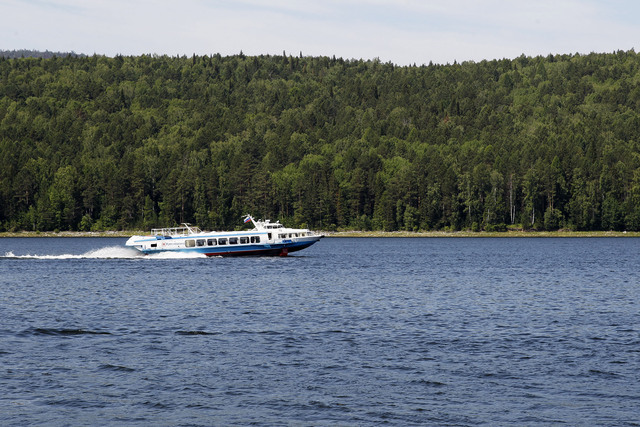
[2,0,639,65]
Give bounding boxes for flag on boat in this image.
[244,215,252,223]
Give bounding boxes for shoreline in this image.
[1,230,640,238]
[321,230,640,238]
[0,230,138,238]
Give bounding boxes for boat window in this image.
[218,238,227,245]
[207,239,217,246]
[229,237,238,245]
[250,236,260,243]
[268,233,272,240]
[151,243,157,248]
[239,236,249,244]
[196,239,205,247]
[185,240,195,247]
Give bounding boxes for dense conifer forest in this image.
[1,50,640,232]
[0,50,85,59]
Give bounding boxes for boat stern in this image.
[125,235,149,252]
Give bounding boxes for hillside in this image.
[1,51,640,231]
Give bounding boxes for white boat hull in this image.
[125,219,323,257]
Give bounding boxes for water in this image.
[1,237,639,426]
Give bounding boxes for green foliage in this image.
[1,51,640,231]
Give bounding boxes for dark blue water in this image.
[1,237,639,426]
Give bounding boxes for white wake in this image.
[2,246,207,260]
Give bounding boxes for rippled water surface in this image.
[1,237,639,425]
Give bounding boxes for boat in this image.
[125,215,323,256]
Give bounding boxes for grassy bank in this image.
[0,230,140,238]
[321,230,640,238]
[2,230,640,238]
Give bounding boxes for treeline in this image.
[0,50,86,59]
[1,51,640,232]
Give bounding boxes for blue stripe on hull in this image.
[205,241,317,257]
[140,240,319,257]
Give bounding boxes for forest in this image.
[0,50,86,59]
[1,50,640,232]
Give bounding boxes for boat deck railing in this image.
[151,224,202,236]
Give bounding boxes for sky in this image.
[2,0,640,65]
